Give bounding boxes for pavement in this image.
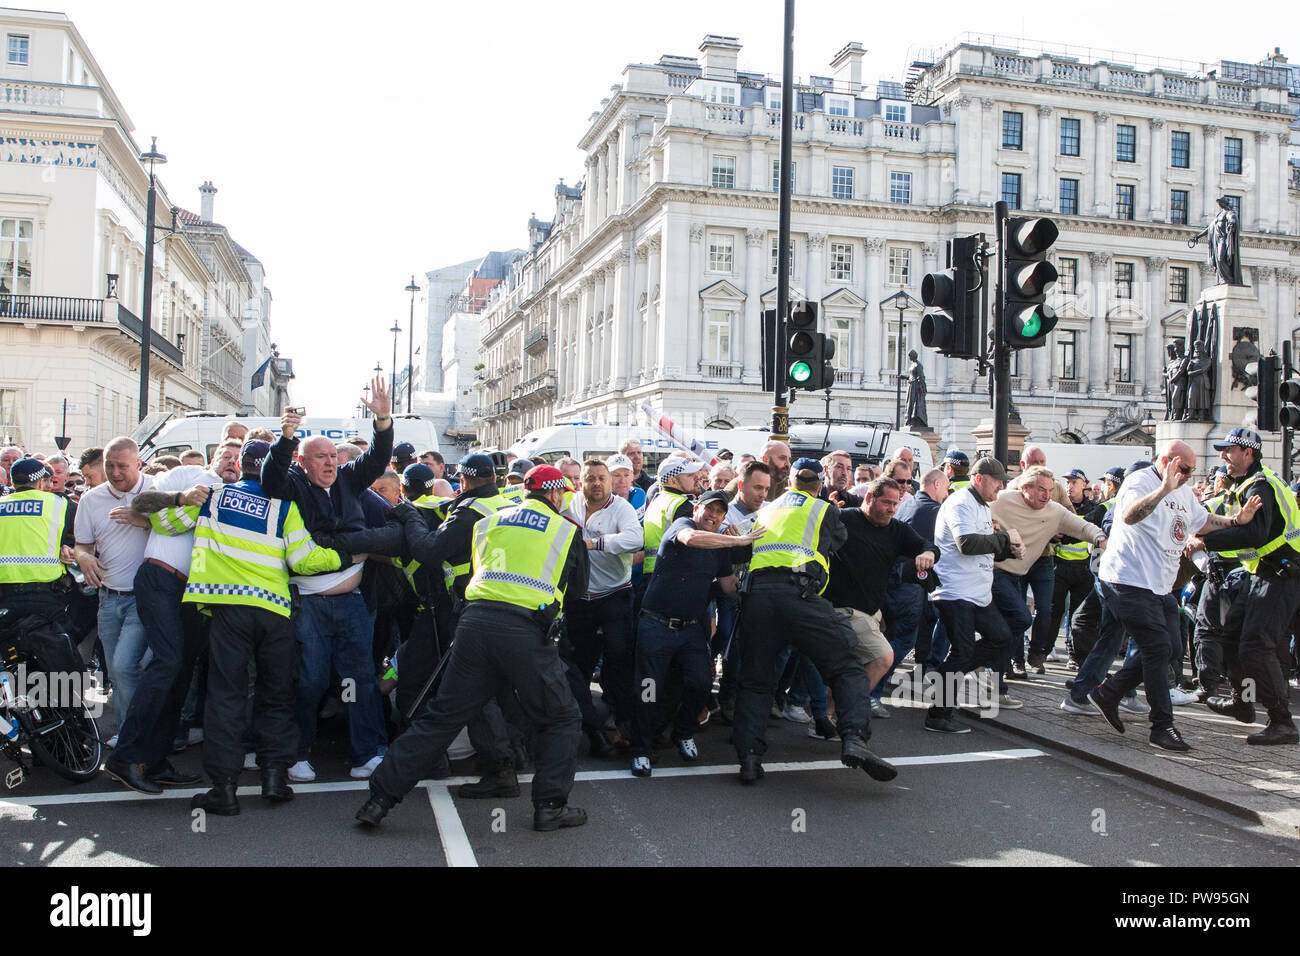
[913,655,1300,841]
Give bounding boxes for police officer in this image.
[0,458,77,621]
[1195,428,1300,745]
[732,458,897,784]
[1190,465,1240,700]
[499,458,532,504]
[943,450,971,492]
[1029,468,1105,672]
[355,464,590,832]
[152,440,357,814]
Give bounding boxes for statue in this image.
[1164,342,1189,421]
[1185,341,1214,421]
[1188,196,1244,287]
[905,349,928,430]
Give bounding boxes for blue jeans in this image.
[98,589,148,724]
[874,581,925,700]
[294,591,388,766]
[776,648,828,718]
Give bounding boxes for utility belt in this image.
[749,567,822,599]
[0,577,72,597]
[640,609,700,630]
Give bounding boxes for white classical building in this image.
[476,34,1300,452]
[0,8,288,451]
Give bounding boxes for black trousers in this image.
[371,604,581,806]
[931,597,1011,716]
[1233,571,1300,724]
[562,589,636,734]
[1194,572,1238,695]
[1034,557,1094,658]
[203,604,298,784]
[733,577,871,759]
[115,563,207,769]
[632,615,712,758]
[1069,588,1102,663]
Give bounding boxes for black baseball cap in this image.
[696,490,730,511]
[791,457,823,476]
[9,457,49,485]
[240,440,271,469]
[458,453,495,478]
[971,457,1009,482]
[392,441,417,461]
[1064,468,1088,482]
[402,463,436,495]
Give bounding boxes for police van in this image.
[130,412,445,463]
[504,421,931,475]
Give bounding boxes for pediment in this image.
[699,279,746,302]
[760,285,809,307]
[821,287,868,310]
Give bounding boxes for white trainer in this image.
[350,755,383,779]
[782,703,812,723]
[1060,696,1099,715]
[105,734,118,749]
[288,760,317,783]
[1118,696,1150,715]
[1169,687,1200,707]
[1046,649,1069,663]
[995,693,1024,710]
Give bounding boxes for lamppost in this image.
[405,275,420,414]
[389,321,401,410]
[137,136,166,421]
[361,383,371,419]
[893,287,908,429]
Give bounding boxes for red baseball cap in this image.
[524,464,568,491]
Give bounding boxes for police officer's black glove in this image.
[313,531,337,549]
[389,502,419,525]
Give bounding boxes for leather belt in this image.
[100,586,134,597]
[144,557,187,582]
[640,609,699,630]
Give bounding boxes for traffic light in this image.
[1001,216,1059,348]
[1281,371,1300,430]
[786,301,834,391]
[1251,352,1279,431]
[920,235,981,359]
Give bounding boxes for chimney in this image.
[831,42,865,93]
[698,35,741,80]
[199,181,217,222]
[1267,47,1288,64]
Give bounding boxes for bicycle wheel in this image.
[20,705,103,783]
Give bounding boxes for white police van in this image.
[131,412,445,463]
[504,421,931,475]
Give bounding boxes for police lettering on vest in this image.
[497,508,551,532]
[0,489,68,585]
[0,499,43,516]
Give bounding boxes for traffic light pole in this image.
[770,0,795,443]
[992,201,1011,465]
[1285,341,1294,483]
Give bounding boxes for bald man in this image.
[761,440,791,502]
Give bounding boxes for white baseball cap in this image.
[604,453,634,473]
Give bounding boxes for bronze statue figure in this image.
[1164,342,1189,421]
[1185,341,1214,421]
[1188,196,1244,287]
[905,349,928,430]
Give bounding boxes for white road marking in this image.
[0,747,1046,813]
[426,784,477,868]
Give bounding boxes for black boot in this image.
[533,801,587,831]
[1206,695,1256,725]
[458,766,520,799]
[261,767,294,802]
[190,781,240,816]
[355,786,398,827]
[1246,720,1300,746]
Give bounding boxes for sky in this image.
[48,0,1290,414]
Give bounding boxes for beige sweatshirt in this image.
[990,488,1104,576]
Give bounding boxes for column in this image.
[1130,257,1149,392]
[608,131,621,216]
[743,228,764,383]
[1277,134,1292,235]
[631,245,647,384]
[1255,267,1277,354]
[686,222,707,374]
[1254,131,1272,232]
[1092,111,1111,215]
[949,97,975,203]
[1278,270,1299,353]
[1148,118,1166,221]
[557,294,571,400]
[863,237,885,382]
[1144,257,1168,395]
[1035,104,1053,211]
[592,266,607,389]
[1200,125,1219,225]
[646,235,662,379]
[979,98,996,204]
[868,148,885,201]
[610,249,630,390]
[806,233,826,302]
[1088,252,1111,392]
[597,147,609,223]
[576,276,593,397]
[584,156,598,236]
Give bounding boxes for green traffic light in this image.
[1022,310,1042,337]
[790,361,812,383]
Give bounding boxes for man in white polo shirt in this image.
[102,438,241,794]
[925,457,1025,734]
[73,437,153,738]
[1084,439,1261,752]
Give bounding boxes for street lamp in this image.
[893,287,908,429]
[361,383,371,419]
[137,136,166,421]
[405,275,420,414]
[389,321,401,410]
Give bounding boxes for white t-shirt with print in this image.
[1099,465,1210,595]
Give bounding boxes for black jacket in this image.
[260,421,394,534]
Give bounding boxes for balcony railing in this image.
[0,293,183,367]
[523,325,549,353]
[513,370,557,400]
[700,362,742,380]
[1055,379,1082,394]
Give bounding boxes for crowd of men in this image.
[3,382,1299,833]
